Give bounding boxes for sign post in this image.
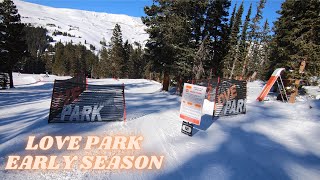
[179,83,207,136]
[181,121,193,136]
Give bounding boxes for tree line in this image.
[0,1,146,88]
[1,0,319,90]
[142,0,272,90]
[142,0,320,90]
[21,23,145,78]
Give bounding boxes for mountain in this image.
[13,0,149,52]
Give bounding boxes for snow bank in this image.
[304,86,320,99]
[11,73,72,86]
[12,73,42,85]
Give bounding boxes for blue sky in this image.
[23,0,284,26]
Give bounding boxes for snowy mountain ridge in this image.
[13,0,149,52]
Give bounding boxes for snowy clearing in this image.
[0,74,320,180]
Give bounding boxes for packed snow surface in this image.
[13,0,149,51]
[0,74,320,180]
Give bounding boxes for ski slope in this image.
[0,74,320,180]
[13,0,149,52]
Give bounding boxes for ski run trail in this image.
[0,73,320,180]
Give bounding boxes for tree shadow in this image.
[124,82,154,90]
[125,92,181,121]
[0,83,54,107]
[156,124,320,180]
[193,115,217,135]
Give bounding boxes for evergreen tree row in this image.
[270,0,320,82]
[142,0,320,90]
[18,25,53,74]
[142,0,272,90]
[43,42,97,76]
[142,0,231,90]
[2,0,319,89]
[223,0,271,80]
[93,24,146,79]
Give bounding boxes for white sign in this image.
[61,105,104,121]
[179,83,207,125]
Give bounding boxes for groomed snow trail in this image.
[0,75,320,180]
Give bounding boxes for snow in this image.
[304,86,320,99]
[12,72,71,86]
[13,0,149,52]
[1,74,320,180]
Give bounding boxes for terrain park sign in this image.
[214,79,247,116]
[179,83,207,125]
[48,76,126,123]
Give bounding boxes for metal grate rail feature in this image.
[48,76,125,123]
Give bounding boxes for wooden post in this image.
[163,70,170,91]
[289,60,306,103]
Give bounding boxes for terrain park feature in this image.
[48,75,126,123]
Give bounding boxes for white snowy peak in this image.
[13,0,149,51]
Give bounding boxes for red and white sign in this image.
[179,83,207,125]
[257,68,285,101]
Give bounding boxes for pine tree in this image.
[99,47,110,77]
[223,1,244,79]
[43,46,54,74]
[0,0,27,88]
[52,42,66,76]
[244,0,266,79]
[142,0,187,90]
[123,40,132,78]
[237,3,252,78]
[129,42,145,78]
[109,23,125,78]
[229,3,237,31]
[205,0,231,77]
[49,42,97,77]
[0,3,6,68]
[143,0,231,89]
[21,26,50,73]
[270,0,320,81]
[255,19,271,80]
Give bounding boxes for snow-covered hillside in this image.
[1,74,320,180]
[13,0,149,51]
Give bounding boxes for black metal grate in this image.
[214,79,247,117]
[48,76,125,123]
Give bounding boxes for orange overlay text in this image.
[5,136,164,170]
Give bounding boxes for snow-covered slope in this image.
[13,0,149,51]
[1,74,320,180]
